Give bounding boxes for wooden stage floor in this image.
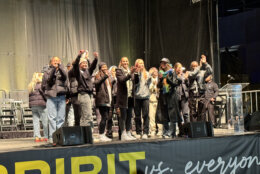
[0,128,257,153]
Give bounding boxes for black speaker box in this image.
[53,126,93,146]
[244,112,260,131]
[184,121,214,138]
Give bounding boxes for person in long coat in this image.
[156,58,182,138]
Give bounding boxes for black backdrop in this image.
[94,0,219,82]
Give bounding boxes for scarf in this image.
[159,69,173,94]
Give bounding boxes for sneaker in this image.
[157,131,163,136]
[135,134,142,139]
[162,134,171,139]
[121,131,132,141]
[126,131,136,140]
[150,131,156,137]
[106,132,113,139]
[35,137,41,143]
[99,134,112,142]
[142,134,148,139]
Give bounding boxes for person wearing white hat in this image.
[72,50,98,128]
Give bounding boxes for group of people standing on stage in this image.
[28,50,219,144]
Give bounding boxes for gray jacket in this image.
[188,63,213,94]
[176,74,189,101]
[135,71,151,100]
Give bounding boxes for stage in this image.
[0,128,240,152]
[0,129,260,174]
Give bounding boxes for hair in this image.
[109,66,117,78]
[149,67,158,76]
[118,57,129,69]
[95,68,111,87]
[190,61,198,70]
[201,51,208,58]
[28,72,43,93]
[49,56,60,66]
[135,59,147,80]
[174,62,182,71]
[159,62,172,72]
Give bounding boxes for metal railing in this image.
[242,90,260,114]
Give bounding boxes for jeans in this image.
[31,106,48,138]
[46,95,66,139]
[134,99,150,135]
[78,93,93,127]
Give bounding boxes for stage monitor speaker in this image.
[53,126,93,146]
[244,111,260,131]
[184,121,214,138]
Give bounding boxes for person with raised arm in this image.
[72,50,98,127]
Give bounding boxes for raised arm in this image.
[94,74,108,87]
[116,69,131,83]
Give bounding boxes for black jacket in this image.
[29,83,46,107]
[68,67,78,97]
[42,65,68,98]
[72,54,98,94]
[176,74,189,101]
[94,73,112,106]
[116,68,139,108]
[156,70,182,124]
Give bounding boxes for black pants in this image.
[200,100,215,124]
[179,97,190,123]
[134,99,150,135]
[189,91,199,122]
[106,96,117,135]
[98,106,110,134]
[65,101,81,126]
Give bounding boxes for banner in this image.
[0,134,260,174]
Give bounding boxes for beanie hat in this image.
[79,58,87,65]
[66,63,72,67]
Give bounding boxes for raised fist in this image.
[93,52,99,58]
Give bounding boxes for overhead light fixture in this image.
[192,0,201,4]
[226,9,240,12]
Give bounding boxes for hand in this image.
[184,71,189,79]
[201,56,207,64]
[66,99,70,104]
[130,66,137,74]
[103,70,109,76]
[116,108,120,116]
[210,98,215,102]
[158,73,163,79]
[93,52,99,58]
[85,50,89,58]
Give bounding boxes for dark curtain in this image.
[94,0,146,66]
[148,0,217,71]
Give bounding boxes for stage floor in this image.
[0,128,257,153]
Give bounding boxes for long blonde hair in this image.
[28,72,43,93]
[135,59,147,80]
